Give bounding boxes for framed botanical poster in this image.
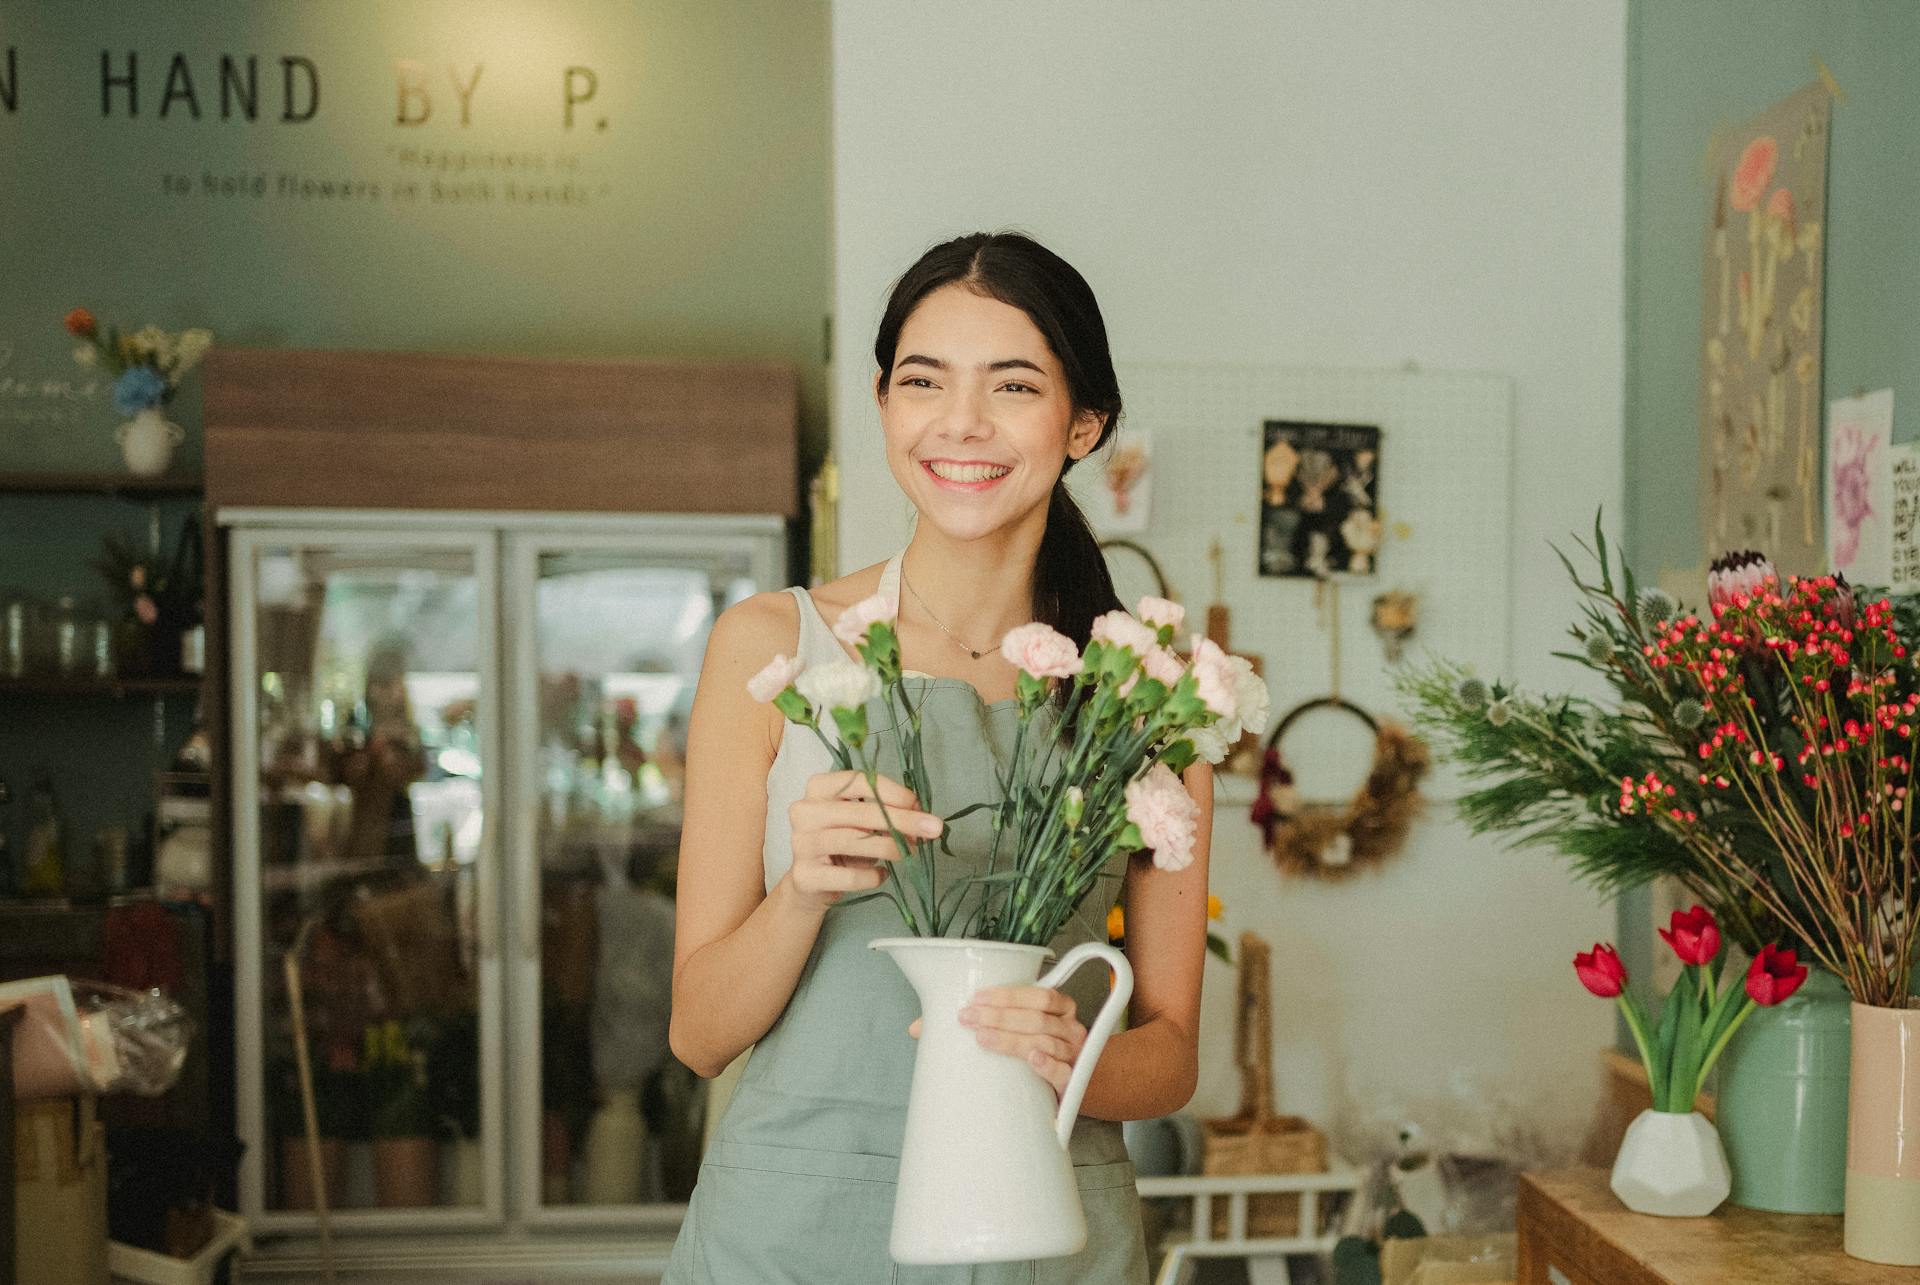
[1700,80,1830,573]
[1258,419,1382,578]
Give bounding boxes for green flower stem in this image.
[849,741,928,935]
[1615,992,1658,1103]
[1665,964,1706,1114]
[1692,994,1758,1105]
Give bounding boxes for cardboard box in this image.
[15,1094,109,1285]
[1381,1232,1516,1285]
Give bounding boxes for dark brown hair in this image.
[872,231,1124,653]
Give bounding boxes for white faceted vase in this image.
[1610,1109,1731,1217]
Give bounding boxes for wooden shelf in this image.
[0,472,203,498]
[0,674,202,698]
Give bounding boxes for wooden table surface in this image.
[1517,1169,1917,1284]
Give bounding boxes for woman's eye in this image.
[1000,382,1039,395]
[898,376,934,389]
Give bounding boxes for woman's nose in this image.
[938,386,992,439]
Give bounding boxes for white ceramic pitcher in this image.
[872,936,1133,1265]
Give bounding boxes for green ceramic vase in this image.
[1715,967,1850,1214]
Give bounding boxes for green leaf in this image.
[1331,1237,1382,1285]
[1383,1209,1427,1240]
[1665,968,1705,1113]
[1649,982,1683,1112]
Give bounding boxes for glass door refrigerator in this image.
[227,508,785,1272]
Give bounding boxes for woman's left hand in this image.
[907,985,1087,1100]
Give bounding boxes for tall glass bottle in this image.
[0,778,14,894]
[22,771,64,896]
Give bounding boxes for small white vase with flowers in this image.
[63,307,213,477]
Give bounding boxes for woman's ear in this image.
[873,368,889,409]
[1066,409,1108,461]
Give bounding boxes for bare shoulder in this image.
[709,588,800,660]
[797,559,888,622]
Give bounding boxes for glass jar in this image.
[2,593,31,677]
[91,617,116,679]
[49,596,84,677]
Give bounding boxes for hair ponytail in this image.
[1038,476,1122,649]
[873,230,1127,658]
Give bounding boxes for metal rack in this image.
[1,1003,22,1285]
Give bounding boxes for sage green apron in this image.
[665,656,1148,1283]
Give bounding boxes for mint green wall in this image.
[1622,0,1920,985]
[0,3,828,877]
[1625,0,1920,578]
[2,1,831,473]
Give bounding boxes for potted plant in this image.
[61,308,212,476]
[91,517,202,677]
[1401,524,1912,1230]
[272,1034,367,1212]
[426,1011,482,1205]
[364,1019,437,1208]
[751,592,1266,1264]
[1574,906,1806,1216]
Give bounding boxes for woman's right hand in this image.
[783,769,943,912]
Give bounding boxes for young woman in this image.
[664,232,1213,1283]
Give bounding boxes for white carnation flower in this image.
[795,658,880,712]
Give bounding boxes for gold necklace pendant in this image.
[902,565,992,660]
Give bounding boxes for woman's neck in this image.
[898,527,1040,657]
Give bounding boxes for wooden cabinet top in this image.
[203,347,800,516]
[1518,1169,1908,1285]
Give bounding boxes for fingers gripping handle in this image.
[1034,942,1133,1150]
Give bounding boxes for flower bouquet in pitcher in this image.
[749,591,1266,1264]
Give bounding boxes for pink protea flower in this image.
[1188,635,1238,719]
[999,622,1081,679]
[1125,762,1199,871]
[1137,596,1186,633]
[832,592,896,647]
[1729,135,1777,212]
[746,652,804,703]
[1707,550,1777,614]
[1090,610,1158,657]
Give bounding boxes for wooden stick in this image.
[283,924,337,1284]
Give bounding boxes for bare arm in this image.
[668,593,943,1078]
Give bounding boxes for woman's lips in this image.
[921,460,1012,492]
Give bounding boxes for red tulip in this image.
[64,307,97,338]
[1745,944,1808,1006]
[1657,904,1722,966]
[1574,943,1627,998]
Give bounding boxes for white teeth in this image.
[928,461,1011,483]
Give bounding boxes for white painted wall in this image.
[829,1,1626,1155]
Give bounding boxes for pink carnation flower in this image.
[833,592,897,646]
[1000,622,1081,679]
[1188,635,1238,719]
[746,652,804,703]
[1143,646,1186,688]
[1125,762,1199,871]
[1090,610,1158,657]
[1137,596,1185,633]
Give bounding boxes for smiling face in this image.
[876,283,1106,544]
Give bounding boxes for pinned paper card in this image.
[1825,389,1893,584]
[1891,443,1920,594]
[1068,427,1153,535]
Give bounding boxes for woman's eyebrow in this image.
[896,354,1047,374]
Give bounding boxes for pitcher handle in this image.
[1034,941,1133,1151]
